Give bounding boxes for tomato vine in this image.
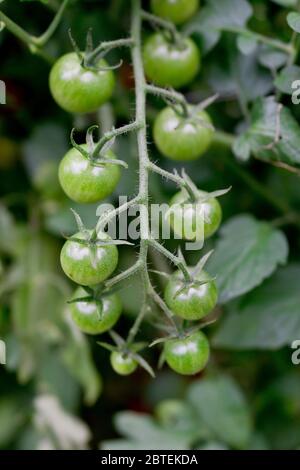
[2,0,300,378]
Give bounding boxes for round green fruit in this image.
[143,33,200,89]
[164,269,217,320]
[60,230,118,286]
[151,0,199,25]
[155,400,195,432]
[153,106,213,161]
[70,287,122,335]
[167,189,222,241]
[164,331,210,375]
[58,144,120,203]
[110,351,138,376]
[49,52,115,114]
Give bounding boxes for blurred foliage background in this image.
[1,0,300,450]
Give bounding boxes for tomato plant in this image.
[2,0,300,452]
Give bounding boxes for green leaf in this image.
[188,375,252,449]
[197,442,228,450]
[232,134,251,161]
[105,411,191,450]
[62,318,102,405]
[213,265,300,349]
[258,47,288,70]
[45,201,101,236]
[237,34,257,55]
[207,215,288,303]
[11,233,70,382]
[33,395,91,450]
[184,0,253,52]
[23,123,68,197]
[274,65,300,94]
[131,353,155,378]
[0,398,26,447]
[271,0,297,6]
[247,433,270,450]
[208,52,273,103]
[287,12,300,33]
[0,205,18,255]
[238,96,300,166]
[70,209,87,234]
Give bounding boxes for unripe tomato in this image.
[155,399,194,432]
[60,230,118,286]
[167,189,222,241]
[58,144,121,203]
[153,106,214,161]
[164,268,217,320]
[34,161,63,199]
[49,52,115,114]
[151,0,199,25]
[143,33,200,89]
[110,351,138,375]
[164,331,210,375]
[70,287,122,335]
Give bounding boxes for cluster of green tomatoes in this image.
[49,0,224,377]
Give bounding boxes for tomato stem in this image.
[0,0,70,62]
[85,37,135,67]
[92,121,142,159]
[141,10,184,49]
[149,239,192,283]
[223,26,294,55]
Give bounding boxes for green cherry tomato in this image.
[60,230,118,286]
[49,52,115,114]
[164,269,217,320]
[164,331,210,375]
[70,287,122,335]
[155,400,195,432]
[167,189,222,241]
[110,351,138,376]
[143,33,200,89]
[151,0,199,25]
[58,144,120,204]
[153,107,214,161]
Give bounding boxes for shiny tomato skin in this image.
[49,52,115,114]
[164,269,218,320]
[151,0,199,25]
[153,107,214,161]
[164,331,210,375]
[167,189,222,241]
[58,144,121,204]
[70,287,122,335]
[60,230,118,286]
[110,351,138,376]
[143,33,200,89]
